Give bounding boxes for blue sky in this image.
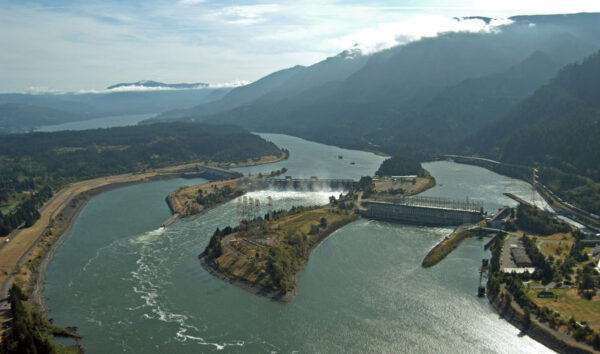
[1,0,599,92]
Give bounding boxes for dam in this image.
[361,195,484,226]
[252,176,359,191]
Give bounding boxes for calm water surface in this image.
[36,113,156,132]
[45,134,553,353]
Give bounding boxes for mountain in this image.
[0,103,82,134]
[466,50,600,178]
[0,86,231,120]
[466,50,600,213]
[152,50,369,121]
[106,80,209,90]
[147,13,600,157]
[375,41,593,151]
[155,65,306,120]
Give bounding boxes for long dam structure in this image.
[252,176,359,191]
[361,196,485,226]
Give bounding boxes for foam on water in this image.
[129,227,166,245]
[126,225,247,350]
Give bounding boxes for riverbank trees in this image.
[1,285,77,353]
[0,123,282,237]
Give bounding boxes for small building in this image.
[511,247,533,267]
[537,291,555,298]
[391,175,417,183]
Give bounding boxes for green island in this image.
[199,197,359,301]
[372,155,436,196]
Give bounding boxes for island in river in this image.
[200,198,359,301]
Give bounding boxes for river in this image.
[45,133,553,353]
[36,113,156,132]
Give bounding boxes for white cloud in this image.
[209,4,282,25]
[331,16,514,54]
[208,80,250,88]
[179,0,206,5]
[2,1,600,92]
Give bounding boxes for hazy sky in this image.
[1,0,599,92]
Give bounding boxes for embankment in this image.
[421,227,474,268]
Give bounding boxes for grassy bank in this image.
[422,228,475,268]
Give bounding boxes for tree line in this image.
[0,123,282,236]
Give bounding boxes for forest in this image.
[375,155,427,177]
[0,123,282,236]
[466,51,600,213]
[515,205,571,236]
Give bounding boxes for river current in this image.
[45,133,553,353]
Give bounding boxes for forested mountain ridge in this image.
[466,50,600,178]
[466,50,600,213]
[154,49,369,121]
[0,124,283,235]
[147,13,600,158]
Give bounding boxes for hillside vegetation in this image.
[147,14,599,158]
[0,123,282,236]
[376,155,427,177]
[467,50,600,213]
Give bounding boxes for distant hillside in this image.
[0,103,82,134]
[376,43,590,151]
[154,65,306,120]
[0,123,282,235]
[0,87,230,119]
[152,49,369,122]
[107,80,209,90]
[466,50,600,213]
[467,50,600,178]
[147,13,600,158]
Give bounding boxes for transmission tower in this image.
[531,168,538,208]
[267,196,273,221]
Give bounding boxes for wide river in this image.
[45,133,553,353]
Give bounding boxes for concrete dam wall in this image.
[362,196,484,226]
